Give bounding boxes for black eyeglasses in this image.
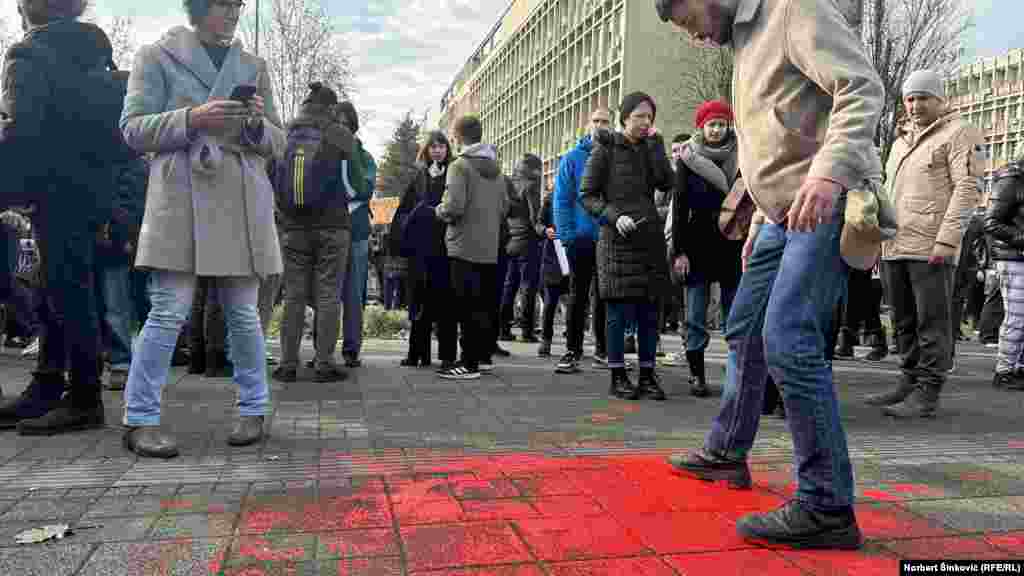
[212,0,246,11]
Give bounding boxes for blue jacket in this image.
[349,142,375,242]
[554,135,601,245]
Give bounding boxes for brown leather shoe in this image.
[228,415,265,446]
[123,427,179,459]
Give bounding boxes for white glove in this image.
[616,214,637,236]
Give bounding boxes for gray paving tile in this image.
[150,513,239,540]
[0,499,92,522]
[75,538,232,576]
[906,498,1024,533]
[0,542,94,576]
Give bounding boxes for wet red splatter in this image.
[159,499,195,511]
[334,556,404,575]
[508,472,581,497]
[410,565,545,575]
[513,515,648,561]
[665,549,805,575]
[449,477,522,500]
[986,531,1024,556]
[853,502,952,540]
[531,495,605,518]
[319,529,401,558]
[401,522,532,571]
[622,511,758,554]
[547,556,677,575]
[461,498,539,521]
[393,497,465,525]
[235,536,308,561]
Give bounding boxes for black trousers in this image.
[450,258,494,370]
[407,258,457,364]
[541,282,567,342]
[841,268,884,336]
[979,280,1004,344]
[566,239,606,356]
[883,260,955,388]
[32,217,101,407]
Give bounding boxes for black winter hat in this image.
[619,91,657,127]
[518,153,542,178]
[337,101,359,133]
[303,81,338,107]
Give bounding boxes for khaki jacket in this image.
[882,113,984,261]
[734,0,884,226]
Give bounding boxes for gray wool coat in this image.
[121,26,285,279]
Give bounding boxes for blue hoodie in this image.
[554,135,602,246]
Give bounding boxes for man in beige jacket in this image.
[869,70,985,418]
[658,0,884,549]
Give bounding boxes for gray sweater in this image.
[436,143,508,264]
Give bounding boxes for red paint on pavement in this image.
[547,556,677,575]
[225,452,1001,574]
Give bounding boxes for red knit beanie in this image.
[695,101,733,129]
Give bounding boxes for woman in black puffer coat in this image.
[581,92,674,401]
[394,131,457,369]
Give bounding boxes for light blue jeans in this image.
[123,270,269,426]
[704,196,854,511]
[101,264,135,370]
[342,239,370,358]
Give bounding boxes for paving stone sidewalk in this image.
[0,334,1021,575]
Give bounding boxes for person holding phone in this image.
[118,0,286,458]
[580,92,674,401]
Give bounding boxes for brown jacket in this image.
[734,0,884,226]
[882,113,984,261]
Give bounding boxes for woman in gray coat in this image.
[119,0,285,458]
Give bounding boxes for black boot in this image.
[862,331,888,362]
[864,374,916,406]
[834,328,855,359]
[609,367,639,400]
[883,383,940,419]
[736,500,863,549]
[188,346,207,375]
[18,399,105,436]
[686,351,710,398]
[637,368,667,401]
[0,373,66,429]
[205,349,233,378]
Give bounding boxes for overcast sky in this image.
[0,0,1019,158]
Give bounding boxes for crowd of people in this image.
[0,0,1020,551]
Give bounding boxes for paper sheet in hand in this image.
[553,239,571,276]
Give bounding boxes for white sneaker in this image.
[438,365,481,380]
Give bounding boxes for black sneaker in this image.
[18,400,105,436]
[271,367,297,383]
[438,364,481,380]
[555,352,580,374]
[638,370,667,401]
[437,360,457,373]
[736,500,863,550]
[313,366,348,383]
[537,341,552,357]
[667,450,752,489]
[493,345,512,358]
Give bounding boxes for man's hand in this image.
[545,226,556,241]
[615,215,637,236]
[787,178,843,232]
[189,99,249,134]
[673,254,690,278]
[929,243,957,266]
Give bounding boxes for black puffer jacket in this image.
[504,157,544,257]
[580,131,673,300]
[984,160,1024,263]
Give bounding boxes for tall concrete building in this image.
[436,0,700,179]
[946,48,1024,178]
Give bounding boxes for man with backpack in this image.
[0,0,126,435]
[272,82,354,384]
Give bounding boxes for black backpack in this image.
[274,119,344,215]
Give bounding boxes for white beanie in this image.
[902,70,945,100]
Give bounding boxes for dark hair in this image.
[619,91,657,128]
[454,115,483,145]
[417,130,451,165]
[24,0,89,23]
[303,81,338,108]
[183,0,210,26]
[673,133,691,144]
[337,101,359,133]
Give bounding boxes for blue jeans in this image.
[384,273,403,310]
[124,271,268,426]
[606,299,659,369]
[101,264,135,370]
[686,280,738,352]
[342,239,370,357]
[704,198,853,512]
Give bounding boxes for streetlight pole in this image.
[254,0,260,55]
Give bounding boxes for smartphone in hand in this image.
[230,85,258,104]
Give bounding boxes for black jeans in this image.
[450,258,494,370]
[840,268,884,336]
[32,217,101,407]
[408,258,457,364]
[566,239,606,356]
[541,283,566,342]
[500,241,541,337]
[979,280,1004,344]
[883,260,955,388]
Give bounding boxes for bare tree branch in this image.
[241,0,355,123]
[862,0,971,163]
[671,44,734,117]
[107,16,136,71]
